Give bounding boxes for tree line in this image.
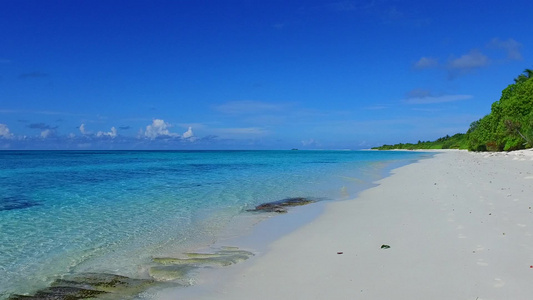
[373,68,533,151]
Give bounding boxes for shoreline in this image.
[152,152,425,298]
[1,151,429,299]
[157,149,533,299]
[152,152,432,298]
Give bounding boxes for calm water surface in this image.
[0,150,430,298]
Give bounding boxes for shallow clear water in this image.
[0,150,430,298]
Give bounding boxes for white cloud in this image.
[144,119,179,139]
[405,94,473,104]
[301,138,319,147]
[79,123,87,135]
[416,39,512,78]
[489,38,522,60]
[448,50,489,70]
[40,129,53,139]
[97,127,117,138]
[413,57,438,69]
[0,124,13,139]
[182,127,194,138]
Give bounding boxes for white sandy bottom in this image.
[157,150,533,300]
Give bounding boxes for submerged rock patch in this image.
[8,273,156,300]
[154,249,253,267]
[148,265,197,282]
[8,247,253,299]
[0,195,40,211]
[247,197,316,213]
[8,286,107,300]
[150,247,254,282]
[54,273,155,294]
[154,247,252,263]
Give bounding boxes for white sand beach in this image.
[159,150,533,300]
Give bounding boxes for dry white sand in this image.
[158,150,533,300]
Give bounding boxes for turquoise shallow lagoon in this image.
[0,150,430,298]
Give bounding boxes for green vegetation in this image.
[468,69,533,151]
[373,133,469,150]
[373,68,533,152]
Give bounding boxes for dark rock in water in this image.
[247,197,316,213]
[9,273,155,300]
[53,273,155,293]
[253,205,288,213]
[9,286,107,300]
[0,195,40,211]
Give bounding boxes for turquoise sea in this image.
[0,150,430,298]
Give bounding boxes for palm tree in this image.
[514,74,527,84]
[514,68,533,84]
[524,68,533,78]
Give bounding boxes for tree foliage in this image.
[468,68,533,151]
[373,68,533,152]
[372,133,468,150]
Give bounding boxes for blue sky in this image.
[1,0,532,150]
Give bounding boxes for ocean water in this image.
[0,150,430,298]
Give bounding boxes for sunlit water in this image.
[0,150,430,298]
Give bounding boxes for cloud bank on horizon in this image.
[1,0,532,150]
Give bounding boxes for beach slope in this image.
[165,150,533,300]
